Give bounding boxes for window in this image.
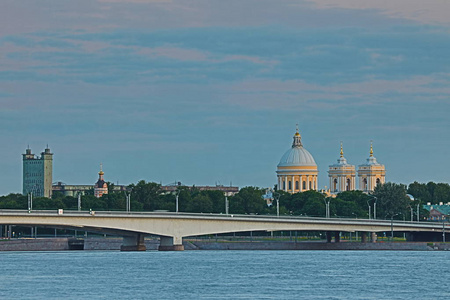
[288,181,292,190]
[302,181,306,189]
[295,181,299,190]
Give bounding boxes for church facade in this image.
[276,128,318,193]
[276,128,385,194]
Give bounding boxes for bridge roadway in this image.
[1,210,448,251]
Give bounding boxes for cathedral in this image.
[276,128,385,194]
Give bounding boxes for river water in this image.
[0,250,448,299]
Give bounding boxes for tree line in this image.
[0,180,448,220]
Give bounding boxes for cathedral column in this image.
[284,176,288,192]
[291,176,294,193]
[306,176,310,191]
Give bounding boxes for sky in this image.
[1,0,449,195]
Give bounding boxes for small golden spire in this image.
[340,141,344,158]
[292,124,302,147]
[99,163,104,175]
[369,141,374,157]
[294,123,300,136]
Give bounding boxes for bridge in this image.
[1,210,448,251]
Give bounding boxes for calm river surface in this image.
[0,250,449,299]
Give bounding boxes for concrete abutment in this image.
[120,234,146,251]
[158,236,184,251]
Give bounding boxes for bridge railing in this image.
[0,209,439,226]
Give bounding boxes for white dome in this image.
[278,146,317,167]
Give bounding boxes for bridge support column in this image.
[371,232,377,243]
[334,232,340,243]
[406,232,415,241]
[326,232,332,243]
[361,232,367,243]
[158,236,184,251]
[120,234,146,251]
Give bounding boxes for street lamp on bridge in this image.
[367,194,377,219]
[323,198,331,218]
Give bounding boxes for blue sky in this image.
[1,0,449,194]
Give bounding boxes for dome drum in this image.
[276,128,318,194]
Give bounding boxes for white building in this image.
[328,143,356,194]
[276,127,318,193]
[357,143,386,193]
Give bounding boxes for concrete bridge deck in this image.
[1,210,448,250]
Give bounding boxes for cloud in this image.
[3,25,450,89]
[308,0,450,25]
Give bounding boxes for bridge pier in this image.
[326,231,332,243]
[361,232,368,243]
[371,232,377,243]
[120,234,146,251]
[334,232,340,243]
[158,236,184,251]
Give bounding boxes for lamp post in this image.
[225,195,229,215]
[323,198,331,218]
[367,194,377,219]
[416,202,420,222]
[28,192,33,212]
[390,213,401,242]
[409,206,414,222]
[367,200,371,220]
[175,189,180,213]
[273,191,280,217]
[77,193,81,212]
[124,188,132,212]
[443,219,447,243]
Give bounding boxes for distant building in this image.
[276,127,318,193]
[161,182,239,196]
[52,182,127,197]
[275,127,387,194]
[94,164,108,198]
[357,143,386,193]
[328,143,356,194]
[423,204,450,221]
[22,146,53,198]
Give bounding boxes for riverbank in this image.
[1,237,450,251]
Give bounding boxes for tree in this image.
[129,180,162,211]
[333,191,370,218]
[229,187,265,214]
[33,197,65,210]
[373,182,409,219]
[191,194,213,213]
[0,193,27,209]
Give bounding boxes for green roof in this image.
[423,205,450,215]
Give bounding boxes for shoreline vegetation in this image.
[1,181,448,243]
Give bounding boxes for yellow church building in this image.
[276,128,385,194]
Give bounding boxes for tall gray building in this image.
[22,146,53,198]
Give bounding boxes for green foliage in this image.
[129,180,162,211]
[0,193,27,209]
[229,186,265,214]
[373,182,409,219]
[407,181,450,204]
[0,181,448,219]
[33,197,65,210]
[333,191,371,218]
